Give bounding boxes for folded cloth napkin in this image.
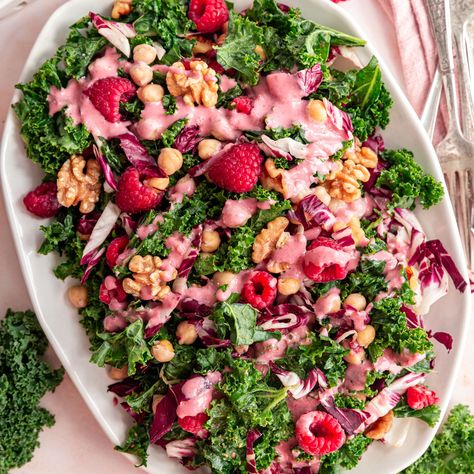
[375,0,447,142]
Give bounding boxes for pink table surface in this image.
[0,1,472,473]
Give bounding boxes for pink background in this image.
[0,1,472,473]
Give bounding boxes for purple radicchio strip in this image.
[149,388,179,443]
[268,362,318,399]
[296,63,323,96]
[93,144,118,191]
[197,317,231,348]
[258,304,310,332]
[429,331,453,352]
[178,226,203,278]
[295,194,336,231]
[80,247,105,284]
[401,305,424,329]
[332,226,355,249]
[319,396,369,436]
[246,429,262,473]
[323,98,353,138]
[76,211,100,236]
[166,438,197,459]
[173,125,201,153]
[107,377,140,396]
[188,143,234,177]
[116,132,167,178]
[89,12,135,57]
[362,134,385,154]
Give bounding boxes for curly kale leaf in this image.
[377,148,444,210]
[319,434,372,473]
[393,397,441,427]
[277,333,348,386]
[401,404,474,473]
[0,310,64,473]
[115,420,151,467]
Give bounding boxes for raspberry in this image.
[231,96,254,114]
[242,271,277,310]
[106,236,129,268]
[303,237,350,283]
[99,276,128,306]
[178,413,209,437]
[406,385,439,410]
[116,167,164,213]
[23,182,61,218]
[188,0,229,34]
[84,77,136,123]
[296,411,345,456]
[207,143,263,193]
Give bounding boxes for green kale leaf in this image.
[393,397,441,427]
[319,434,372,473]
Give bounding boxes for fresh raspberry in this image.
[188,0,229,34]
[23,182,61,218]
[99,276,128,306]
[296,411,345,456]
[84,77,136,123]
[207,143,263,193]
[178,413,209,437]
[406,385,439,410]
[115,167,163,213]
[242,271,277,310]
[303,237,350,283]
[231,96,254,114]
[106,236,129,268]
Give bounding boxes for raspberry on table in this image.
[406,385,439,410]
[207,143,263,193]
[296,411,346,456]
[242,271,277,310]
[115,167,163,214]
[84,77,136,123]
[23,182,61,218]
[178,413,209,436]
[231,96,254,114]
[303,236,350,283]
[188,0,229,34]
[106,236,129,268]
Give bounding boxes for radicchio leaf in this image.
[93,144,118,191]
[258,304,310,332]
[89,12,135,57]
[429,331,453,352]
[166,438,197,459]
[362,134,385,154]
[173,125,201,153]
[260,135,307,160]
[149,389,178,443]
[296,63,323,95]
[80,247,105,284]
[246,429,262,473]
[323,98,353,139]
[178,226,203,278]
[319,396,369,435]
[108,377,140,396]
[76,211,100,236]
[294,194,336,231]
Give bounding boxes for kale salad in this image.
[14,0,468,472]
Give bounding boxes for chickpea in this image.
[176,321,198,345]
[328,198,345,214]
[357,325,376,348]
[157,148,183,175]
[313,185,331,206]
[344,347,366,365]
[201,230,221,253]
[145,176,169,190]
[254,45,267,61]
[130,63,153,87]
[344,293,367,311]
[307,99,327,123]
[278,277,301,296]
[365,411,394,440]
[213,271,235,287]
[151,340,175,362]
[137,84,164,103]
[198,139,222,160]
[133,44,157,64]
[108,365,128,380]
[152,394,164,414]
[67,285,88,308]
[316,293,341,314]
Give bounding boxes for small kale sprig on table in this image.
[0,309,64,473]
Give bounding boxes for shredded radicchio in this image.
[80,247,105,284]
[258,304,310,332]
[89,12,135,57]
[149,388,179,443]
[178,226,203,278]
[362,134,385,154]
[108,377,140,397]
[246,429,262,473]
[173,125,201,153]
[293,194,336,231]
[319,396,369,435]
[428,330,453,352]
[93,144,118,191]
[296,63,323,96]
[323,98,353,138]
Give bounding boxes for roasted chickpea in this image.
[313,185,331,206]
[151,340,175,362]
[158,148,183,175]
[344,347,366,365]
[176,321,198,345]
[344,293,367,311]
[316,292,341,314]
[278,277,301,296]
[307,99,327,123]
[365,411,394,440]
[198,139,222,160]
[137,84,164,103]
[213,271,235,287]
[108,365,128,380]
[357,325,376,348]
[192,39,214,55]
[67,285,88,308]
[201,230,221,253]
[130,63,153,87]
[145,176,169,190]
[133,44,157,64]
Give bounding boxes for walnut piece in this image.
[324,159,370,203]
[252,217,289,263]
[57,155,101,214]
[122,255,173,301]
[260,159,286,194]
[344,146,379,169]
[111,0,132,19]
[166,61,219,108]
[365,411,394,440]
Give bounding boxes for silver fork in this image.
[427,0,474,269]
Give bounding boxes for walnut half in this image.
[252,217,289,264]
[57,155,101,214]
[111,0,132,19]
